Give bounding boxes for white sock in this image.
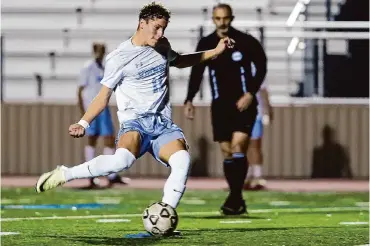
[103,147,120,180]
[246,165,254,179]
[162,150,191,209]
[103,147,115,155]
[85,145,96,161]
[64,148,136,181]
[253,164,262,178]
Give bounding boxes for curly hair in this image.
[139,2,171,21]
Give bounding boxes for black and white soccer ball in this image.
[142,202,178,236]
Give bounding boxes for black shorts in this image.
[211,101,257,142]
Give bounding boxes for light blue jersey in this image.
[251,62,267,140]
[100,37,178,124]
[101,37,186,165]
[80,59,114,136]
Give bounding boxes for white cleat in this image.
[35,166,67,193]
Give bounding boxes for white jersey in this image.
[100,37,178,124]
[251,62,267,116]
[79,59,105,110]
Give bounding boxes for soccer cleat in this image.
[243,179,253,190]
[83,178,101,189]
[221,196,247,215]
[107,176,130,187]
[243,178,267,191]
[251,178,267,190]
[35,166,67,193]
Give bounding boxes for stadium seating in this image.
[1,0,342,103]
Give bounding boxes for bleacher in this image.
[1,0,342,103]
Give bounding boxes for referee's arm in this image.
[246,35,267,95]
[185,39,207,103]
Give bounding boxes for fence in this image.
[1,100,368,178]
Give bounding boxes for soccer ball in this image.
[142,202,178,236]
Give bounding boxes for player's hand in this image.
[68,123,86,138]
[214,37,235,56]
[262,107,274,125]
[236,92,253,112]
[184,101,195,120]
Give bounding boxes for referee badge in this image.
[231,51,243,62]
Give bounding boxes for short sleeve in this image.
[168,49,179,63]
[260,81,267,90]
[100,55,123,89]
[79,66,89,86]
[168,49,180,67]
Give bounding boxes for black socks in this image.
[223,153,248,201]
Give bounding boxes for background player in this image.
[36,2,235,212]
[244,64,273,190]
[78,42,127,188]
[184,3,267,215]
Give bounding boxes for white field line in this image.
[0,232,20,236]
[220,220,251,224]
[269,201,291,206]
[339,222,368,225]
[1,206,367,222]
[96,219,131,223]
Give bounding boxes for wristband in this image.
[78,120,90,129]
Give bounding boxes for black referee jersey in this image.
[185,27,267,105]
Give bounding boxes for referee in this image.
[184,3,267,215]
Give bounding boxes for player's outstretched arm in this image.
[69,85,113,138]
[173,37,235,69]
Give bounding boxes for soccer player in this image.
[78,42,126,188]
[184,3,267,215]
[244,65,273,190]
[35,2,235,211]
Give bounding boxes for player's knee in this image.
[222,151,233,159]
[231,143,245,154]
[169,150,191,174]
[87,136,98,146]
[168,150,191,186]
[220,146,232,159]
[104,136,116,148]
[248,145,259,155]
[109,148,136,173]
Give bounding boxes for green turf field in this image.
[1,187,369,246]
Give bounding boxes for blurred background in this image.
[1,0,369,179]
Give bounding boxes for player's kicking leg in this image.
[35,131,141,193]
[99,108,130,186]
[221,131,250,215]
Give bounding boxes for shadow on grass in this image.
[182,215,268,220]
[41,234,167,245]
[40,228,286,245]
[41,226,345,245]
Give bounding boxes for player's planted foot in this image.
[244,178,267,191]
[221,196,247,215]
[87,178,101,189]
[108,176,129,187]
[243,179,253,190]
[35,166,67,193]
[252,178,267,190]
